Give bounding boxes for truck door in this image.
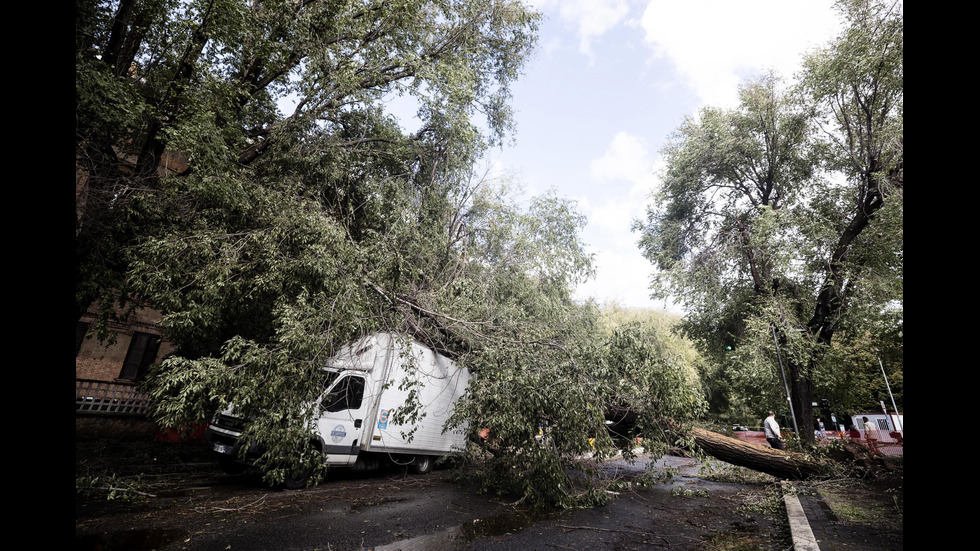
[317,374,367,466]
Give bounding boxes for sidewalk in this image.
[784,483,903,551]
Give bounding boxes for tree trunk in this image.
[788,359,815,446]
[687,427,825,480]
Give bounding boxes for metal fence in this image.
[76,378,149,416]
[841,429,903,455]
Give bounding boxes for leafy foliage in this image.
[75,473,149,502]
[633,0,902,439]
[450,305,705,508]
[76,0,709,507]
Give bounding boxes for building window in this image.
[119,332,162,381]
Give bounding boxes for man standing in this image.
[764,411,783,450]
[862,416,882,455]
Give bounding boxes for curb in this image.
[782,481,819,551]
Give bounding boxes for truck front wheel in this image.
[283,443,319,489]
[410,455,433,475]
[283,462,312,490]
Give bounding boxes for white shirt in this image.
[864,420,879,440]
[764,416,781,439]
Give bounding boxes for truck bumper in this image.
[204,426,262,465]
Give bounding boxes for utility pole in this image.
[772,326,803,452]
[878,355,903,438]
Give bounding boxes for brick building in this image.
[75,303,178,439]
[76,150,190,439]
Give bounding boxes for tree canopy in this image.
[76,0,706,507]
[76,0,540,339]
[634,0,903,440]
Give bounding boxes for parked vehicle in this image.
[849,412,904,446]
[850,412,903,434]
[205,332,472,488]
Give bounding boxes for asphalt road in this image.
[77,451,789,551]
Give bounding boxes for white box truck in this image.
[204,332,472,487]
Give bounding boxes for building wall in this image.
[76,303,175,381]
[76,304,188,440]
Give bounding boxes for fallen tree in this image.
[670,425,897,481]
[607,410,830,480]
[685,427,826,480]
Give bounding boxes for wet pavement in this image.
[77,444,901,551]
[79,453,789,551]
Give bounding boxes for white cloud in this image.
[590,132,657,188]
[509,2,844,314]
[639,0,842,107]
[588,132,657,232]
[533,0,632,55]
[568,132,671,310]
[575,248,653,304]
[574,248,684,314]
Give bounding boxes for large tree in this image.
[635,0,902,445]
[76,0,557,487]
[77,1,709,507]
[76,0,539,331]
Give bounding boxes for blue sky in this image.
[487,0,845,313]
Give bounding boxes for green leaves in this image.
[79,1,710,508]
[633,0,902,439]
[76,0,541,316]
[444,306,705,508]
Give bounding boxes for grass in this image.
[784,439,904,532]
[813,475,903,529]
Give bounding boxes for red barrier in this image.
[732,429,903,456]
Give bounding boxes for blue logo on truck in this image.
[378,409,390,430]
[330,425,347,443]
